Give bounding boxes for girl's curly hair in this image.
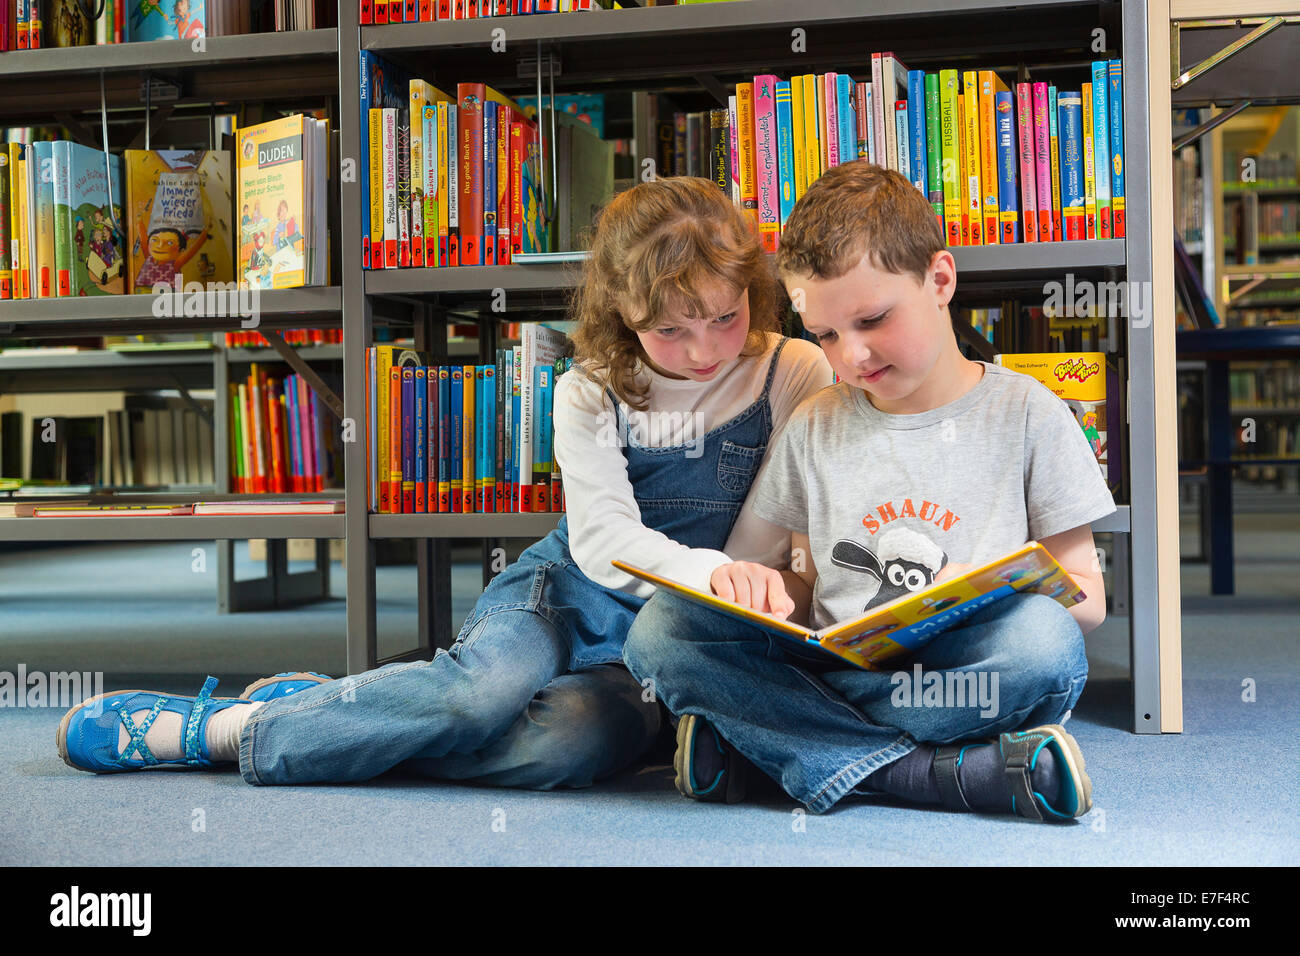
[568,177,782,411]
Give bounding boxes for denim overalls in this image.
[240,339,790,789]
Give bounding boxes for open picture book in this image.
[612,542,1085,671]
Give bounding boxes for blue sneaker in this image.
[673,714,747,803]
[240,672,333,702]
[56,676,248,774]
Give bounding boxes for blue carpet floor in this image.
[2,509,1297,866]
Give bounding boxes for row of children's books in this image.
[224,329,343,348]
[367,324,570,514]
[677,58,1127,251]
[359,0,610,21]
[0,114,326,299]
[0,1,332,50]
[229,363,341,494]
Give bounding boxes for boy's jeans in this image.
[238,600,660,789]
[623,590,1088,814]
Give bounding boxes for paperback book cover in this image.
[128,0,205,41]
[125,149,233,294]
[613,542,1085,672]
[994,352,1108,480]
[237,115,308,289]
[62,143,125,296]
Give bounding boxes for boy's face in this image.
[786,249,959,414]
[633,282,751,382]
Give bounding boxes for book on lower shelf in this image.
[191,499,343,515]
[612,541,1085,672]
[31,503,196,517]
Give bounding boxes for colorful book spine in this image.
[51,141,71,296]
[423,105,439,267]
[894,102,910,194]
[532,365,551,513]
[961,72,982,245]
[457,84,485,266]
[925,73,943,227]
[801,74,819,188]
[437,367,450,512]
[33,141,53,297]
[368,108,383,269]
[823,72,839,168]
[1082,82,1097,240]
[791,75,807,200]
[483,101,497,266]
[908,70,928,197]
[775,80,795,226]
[496,99,511,266]
[727,97,739,205]
[862,84,875,164]
[754,75,780,253]
[511,348,522,512]
[1059,91,1085,241]
[1048,86,1063,243]
[382,107,398,268]
[389,366,403,511]
[397,108,412,268]
[484,364,497,512]
[1032,82,1053,243]
[0,147,9,300]
[462,364,475,513]
[449,367,463,512]
[977,71,1002,245]
[410,84,429,269]
[414,367,427,512]
[1107,59,1125,239]
[496,349,507,513]
[939,70,962,246]
[837,73,855,166]
[1090,62,1112,240]
[1015,82,1038,242]
[736,82,759,229]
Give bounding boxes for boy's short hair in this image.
[775,161,946,285]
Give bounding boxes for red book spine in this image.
[510,121,524,259]
[390,0,402,20]
[420,0,433,20]
[360,0,372,23]
[456,82,485,266]
[267,385,285,495]
[405,0,418,21]
[375,0,388,24]
[1015,82,1038,243]
[437,0,450,20]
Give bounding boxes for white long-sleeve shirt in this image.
[552,332,834,599]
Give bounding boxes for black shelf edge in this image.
[364,0,1096,52]
[370,512,563,539]
[0,28,339,79]
[365,241,1127,299]
[1176,327,1300,359]
[224,345,344,363]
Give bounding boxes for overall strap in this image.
[759,336,790,400]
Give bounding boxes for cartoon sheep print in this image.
[829,526,948,612]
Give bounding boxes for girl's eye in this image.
[861,313,887,327]
[656,327,678,337]
[815,330,836,343]
[715,312,737,324]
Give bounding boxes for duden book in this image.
[612,542,1085,671]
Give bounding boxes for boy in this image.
[623,163,1116,821]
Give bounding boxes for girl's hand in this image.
[710,561,796,619]
[932,562,975,585]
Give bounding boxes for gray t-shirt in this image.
[750,361,1116,630]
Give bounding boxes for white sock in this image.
[116,701,263,764]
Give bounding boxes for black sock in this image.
[865,740,1062,813]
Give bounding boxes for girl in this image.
[57,177,833,790]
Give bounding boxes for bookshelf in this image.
[340,0,1182,734]
[0,0,1185,735]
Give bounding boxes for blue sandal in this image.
[56,676,247,774]
[240,671,332,702]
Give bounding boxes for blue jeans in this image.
[623,590,1088,813]
[239,579,660,788]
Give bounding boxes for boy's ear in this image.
[929,250,957,309]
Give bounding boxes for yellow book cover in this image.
[961,73,982,245]
[994,352,1108,480]
[978,70,1006,245]
[736,82,758,228]
[18,155,31,299]
[409,81,453,268]
[957,90,969,244]
[236,114,308,289]
[939,70,961,247]
[613,542,1085,672]
[438,103,451,266]
[791,74,807,200]
[369,108,384,267]
[125,149,233,294]
[1081,83,1097,240]
[802,74,820,187]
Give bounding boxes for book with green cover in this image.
[64,143,125,296]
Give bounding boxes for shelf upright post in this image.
[1125,0,1184,732]
[341,0,377,674]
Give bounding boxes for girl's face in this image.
[149,231,180,261]
[634,281,750,382]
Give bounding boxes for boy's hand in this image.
[710,561,796,619]
[932,562,974,584]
